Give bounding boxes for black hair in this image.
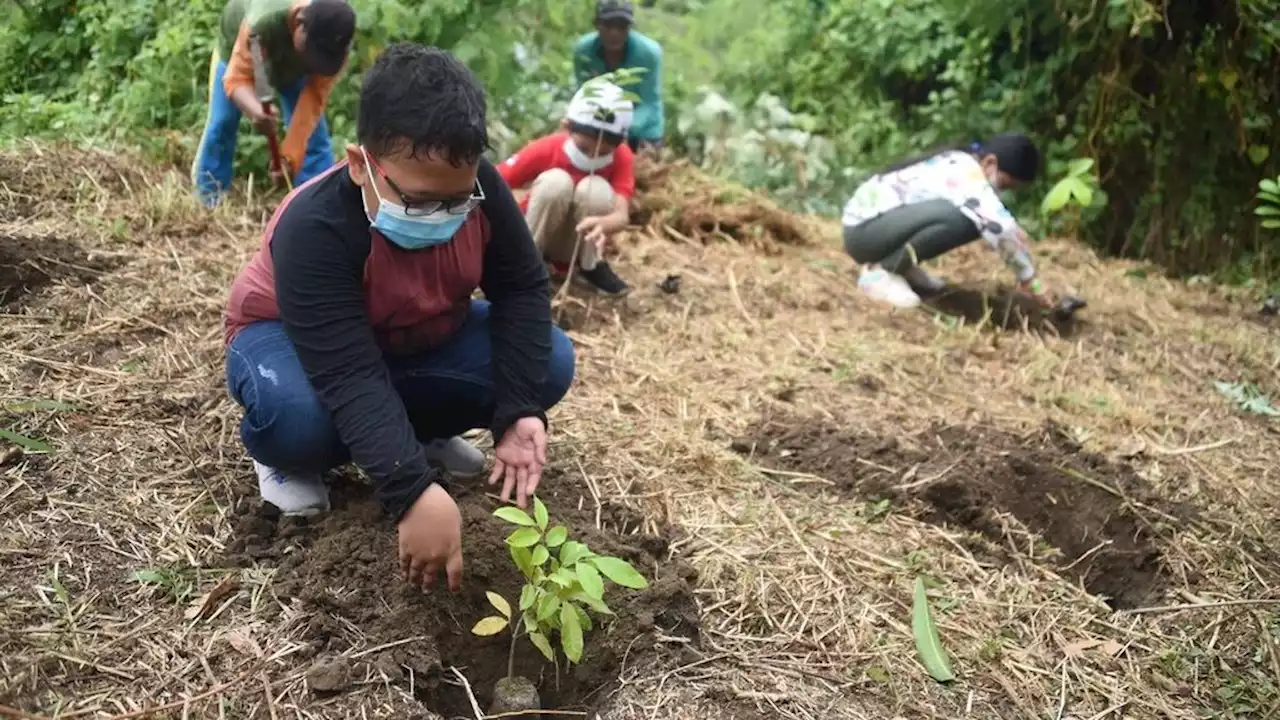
[357,43,489,166]
[876,132,1041,183]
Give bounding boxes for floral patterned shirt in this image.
[841,151,1036,282]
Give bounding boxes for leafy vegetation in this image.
[3,0,1279,286]
[472,497,648,671]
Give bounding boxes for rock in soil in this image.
[489,676,541,717]
[306,655,353,694]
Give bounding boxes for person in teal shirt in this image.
[572,0,664,153]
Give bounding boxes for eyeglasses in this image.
[366,154,485,217]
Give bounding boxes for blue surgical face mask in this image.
[360,148,472,250]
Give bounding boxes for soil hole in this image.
[225,467,700,716]
[925,285,1083,336]
[738,416,1190,609]
[1,233,118,308]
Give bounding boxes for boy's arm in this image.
[222,21,263,115]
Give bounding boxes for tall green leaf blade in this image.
[912,577,955,682]
[0,427,51,453]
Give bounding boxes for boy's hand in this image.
[1016,278,1056,310]
[247,101,278,135]
[398,484,463,591]
[575,216,612,251]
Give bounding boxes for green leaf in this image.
[531,544,550,567]
[1254,206,1280,216]
[569,590,614,615]
[506,527,541,548]
[520,584,537,611]
[1263,219,1280,229]
[510,546,534,577]
[1067,158,1094,176]
[486,591,511,619]
[133,569,165,584]
[558,541,589,567]
[1260,179,1280,195]
[588,557,649,589]
[471,616,509,636]
[494,507,537,527]
[560,603,584,663]
[1041,179,1073,216]
[549,568,577,588]
[528,630,555,662]
[537,592,561,622]
[577,563,605,600]
[545,526,569,548]
[1070,180,1093,209]
[574,603,593,632]
[1249,145,1271,166]
[0,427,52,453]
[912,577,955,682]
[533,497,549,530]
[1257,191,1280,205]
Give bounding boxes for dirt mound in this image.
[0,232,118,308]
[737,417,1194,610]
[924,284,1085,336]
[633,157,814,252]
[226,467,699,717]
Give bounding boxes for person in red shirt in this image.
[498,79,635,296]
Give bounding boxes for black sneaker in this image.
[578,261,631,297]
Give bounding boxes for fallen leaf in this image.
[224,628,263,658]
[184,573,239,622]
[1062,638,1103,658]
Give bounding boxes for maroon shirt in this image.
[224,157,551,519]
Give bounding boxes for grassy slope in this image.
[0,147,1278,719]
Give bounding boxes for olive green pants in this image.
[843,199,979,274]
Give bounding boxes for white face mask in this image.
[563,138,614,172]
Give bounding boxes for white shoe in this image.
[254,460,330,517]
[423,436,486,478]
[858,267,921,308]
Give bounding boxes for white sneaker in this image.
[254,460,330,517]
[423,436,486,478]
[858,267,921,308]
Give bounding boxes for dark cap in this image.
[596,0,634,23]
[301,0,356,77]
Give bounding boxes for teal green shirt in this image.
[572,30,664,142]
[218,0,307,90]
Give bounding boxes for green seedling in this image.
[471,496,649,678]
[1041,158,1105,237]
[1255,176,1280,230]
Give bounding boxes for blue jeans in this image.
[225,301,575,474]
[191,52,335,207]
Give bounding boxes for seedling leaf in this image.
[531,544,550,567]
[1041,180,1073,215]
[494,507,537,526]
[549,568,577,588]
[545,526,569,547]
[506,528,541,548]
[558,541,589,567]
[534,497,549,530]
[577,562,605,600]
[537,592,561,622]
[1069,179,1093,208]
[588,557,649,589]
[1260,179,1280,194]
[1067,158,1094,176]
[510,545,535,576]
[911,577,955,682]
[569,590,614,615]
[472,616,509,636]
[0,427,52,453]
[528,630,555,662]
[486,591,511,619]
[560,603,584,663]
[520,584,537,611]
[573,603,593,632]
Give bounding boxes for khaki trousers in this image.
[525,168,615,270]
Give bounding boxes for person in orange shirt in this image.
[191,0,355,208]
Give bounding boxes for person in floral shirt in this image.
[842,133,1056,309]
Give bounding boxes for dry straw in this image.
[1,142,1279,719]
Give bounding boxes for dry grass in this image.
[2,141,1279,719]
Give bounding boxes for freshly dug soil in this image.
[0,232,117,308]
[738,417,1195,609]
[923,284,1084,336]
[226,466,699,717]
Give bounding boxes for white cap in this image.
[565,79,634,137]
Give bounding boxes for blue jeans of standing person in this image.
[224,300,576,475]
[191,51,335,208]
